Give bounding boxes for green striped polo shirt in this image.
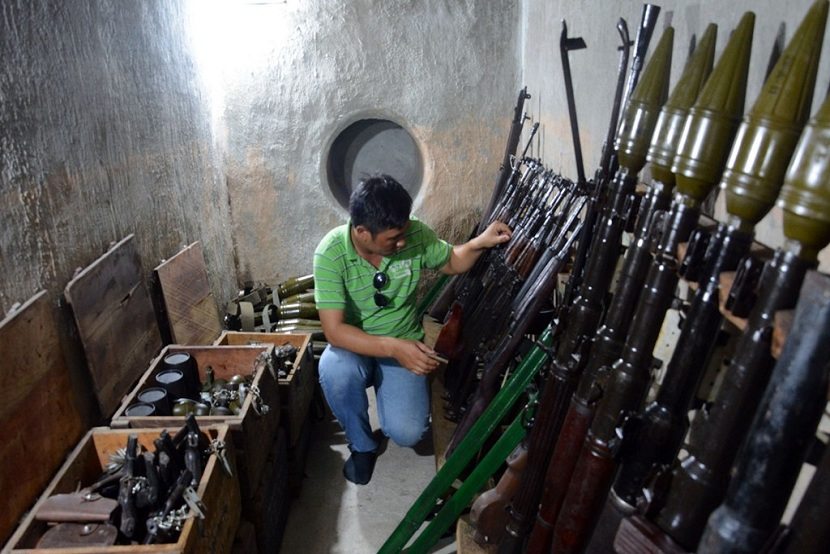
[313,217,452,340]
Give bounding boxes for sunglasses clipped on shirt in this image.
[373,271,390,307]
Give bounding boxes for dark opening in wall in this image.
[326,118,423,209]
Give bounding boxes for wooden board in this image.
[422,316,457,469]
[4,426,239,553]
[154,242,222,346]
[64,235,162,417]
[0,292,84,547]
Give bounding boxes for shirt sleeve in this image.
[417,220,453,270]
[313,237,347,310]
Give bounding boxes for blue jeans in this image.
[318,345,431,453]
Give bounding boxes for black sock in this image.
[343,450,377,485]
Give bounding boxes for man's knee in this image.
[385,419,429,448]
[319,346,373,402]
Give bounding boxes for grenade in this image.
[616,26,674,174]
[172,398,196,416]
[722,0,825,230]
[673,12,755,204]
[277,274,314,299]
[647,24,717,187]
[779,84,830,259]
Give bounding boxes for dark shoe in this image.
[343,449,377,485]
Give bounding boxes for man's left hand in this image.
[475,220,512,249]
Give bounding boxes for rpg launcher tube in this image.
[654,4,830,546]
[526,24,716,554]
[554,16,754,554]
[699,271,830,554]
[613,0,819,529]
[497,28,674,554]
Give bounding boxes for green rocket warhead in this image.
[723,0,828,232]
[615,27,674,174]
[779,92,830,261]
[672,12,755,204]
[647,24,717,186]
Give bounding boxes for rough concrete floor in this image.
[280,389,456,554]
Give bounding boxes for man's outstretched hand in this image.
[476,220,512,249]
[391,338,442,376]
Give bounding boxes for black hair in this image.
[349,174,413,235]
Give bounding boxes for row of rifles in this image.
[429,1,830,553]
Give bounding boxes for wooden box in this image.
[214,332,314,446]
[3,425,239,553]
[110,345,280,501]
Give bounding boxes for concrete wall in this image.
[0,1,236,421]
[200,0,521,284]
[521,0,830,270]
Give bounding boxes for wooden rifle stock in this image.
[526,394,596,552]
[551,437,618,553]
[470,442,528,545]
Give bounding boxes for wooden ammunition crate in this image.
[214,332,314,446]
[110,345,280,502]
[3,425,239,553]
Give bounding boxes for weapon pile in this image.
[32,415,230,548]
[384,2,830,553]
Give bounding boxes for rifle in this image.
[588,8,824,551]
[550,14,755,553]
[469,442,528,545]
[429,90,534,321]
[698,271,830,554]
[442,169,572,420]
[495,26,675,554]
[558,17,633,313]
[527,23,717,553]
[445,192,585,447]
[482,87,533,229]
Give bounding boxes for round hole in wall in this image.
[326,118,423,209]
